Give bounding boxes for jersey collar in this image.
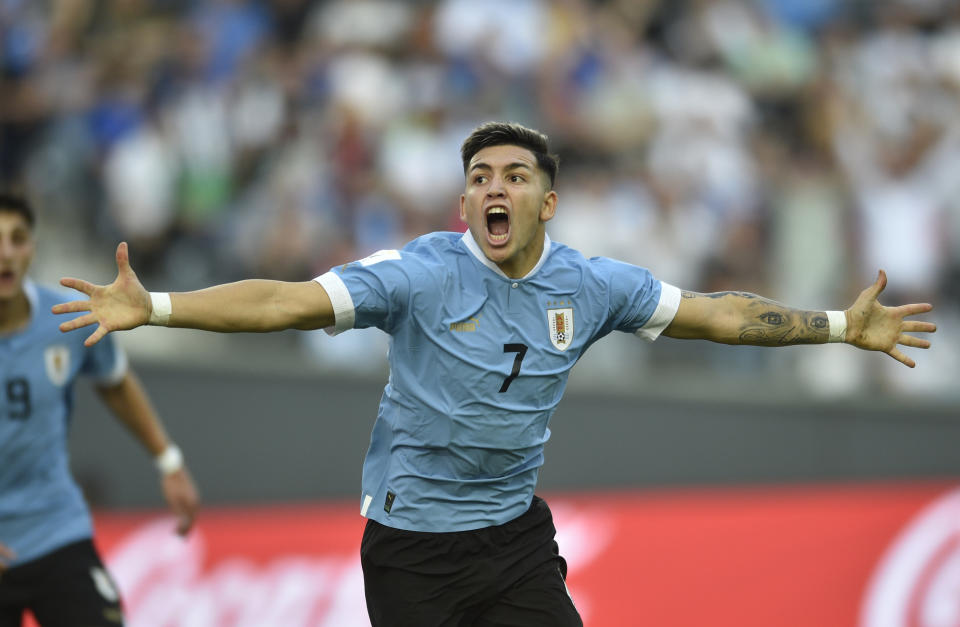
[23,279,38,312]
[21,279,38,331]
[460,230,552,280]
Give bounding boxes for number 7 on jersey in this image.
[499,343,528,393]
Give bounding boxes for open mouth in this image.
[485,207,510,244]
[0,268,20,290]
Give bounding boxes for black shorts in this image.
[0,539,124,627]
[361,495,582,627]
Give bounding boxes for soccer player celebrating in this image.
[53,123,935,626]
[0,192,199,627]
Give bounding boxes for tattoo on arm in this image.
[687,291,830,346]
[682,290,757,300]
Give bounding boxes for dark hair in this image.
[0,191,34,228]
[460,122,559,188]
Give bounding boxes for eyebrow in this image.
[468,161,534,174]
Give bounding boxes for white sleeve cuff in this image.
[635,281,681,342]
[314,272,356,336]
[94,346,129,386]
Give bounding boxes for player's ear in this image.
[459,194,467,222]
[539,190,557,223]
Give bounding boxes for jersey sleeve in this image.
[313,248,416,336]
[80,332,129,385]
[595,257,681,342]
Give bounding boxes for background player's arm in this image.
[53,243,334,345]
[96,370,200,535]
[663,270,935,367]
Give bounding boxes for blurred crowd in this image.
[2,0,958,397]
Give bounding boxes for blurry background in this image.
[4,0,959,397]
[3,1,960,625]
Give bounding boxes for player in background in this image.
[0,192,199,627]
[53,123,935,626]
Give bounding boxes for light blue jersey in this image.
[0,281,127,565]
[316,231,680,532]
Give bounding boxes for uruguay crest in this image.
[44,345,70,386]
[547,307,574,351]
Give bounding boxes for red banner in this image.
[69,481,960,626]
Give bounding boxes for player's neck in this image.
[0,290,31,334]
[496,229,546,279]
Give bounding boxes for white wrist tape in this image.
[155,444,184,475]
[149,292,172,326]
[826,310,847,343]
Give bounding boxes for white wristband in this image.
[826,310,847,343]
[149,292,172,326]
[155,444,184,475]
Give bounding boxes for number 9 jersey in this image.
[315,231,680,532]
[0,281,127,566]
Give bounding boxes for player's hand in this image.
[52,242,151,346]
[162,466,200,536]
[0,541,16,572]
[844,270,936,367]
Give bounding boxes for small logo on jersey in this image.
[450,316,481,332]
[547,307,574,351]
[384,491,396,513]
[44,345,70,386]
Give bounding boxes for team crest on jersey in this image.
[547,307,574,351]
[44,345,70,386]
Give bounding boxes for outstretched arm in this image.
[663,270,935,367]
[53,243,335,346]
[96,370,200,536]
